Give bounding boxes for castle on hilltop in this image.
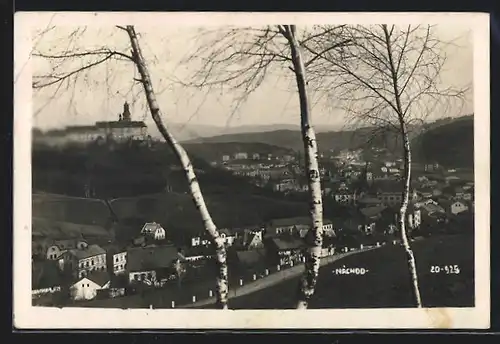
[34,102,150,147]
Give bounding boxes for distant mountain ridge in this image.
[182,127,408,153]
[151,123,342,142]
[182,115,474,158]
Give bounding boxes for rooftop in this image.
[127,245,179,272]
[236,248,267,265]
[270,237,305,251]
[85,271,111,287]
[141,222,164,233]
[360,205,388,218]
[68,244,106,260]
[268,217,311,227]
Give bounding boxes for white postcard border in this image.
[13,11,490,329]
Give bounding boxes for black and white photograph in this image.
[14,12,490,329]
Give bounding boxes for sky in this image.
[31,21,474,133]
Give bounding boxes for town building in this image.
[69,271,111,301]
[126,245,180,285]
[140,222,166,241]
[63,244,107,279]
[266,217,335,238]
[46,239,88,260]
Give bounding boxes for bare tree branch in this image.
[304,24,470,308]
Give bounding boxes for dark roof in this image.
[69,244,105,260]
[141,222,164,233]
[86,271,111,287]
[420,203,445,214]
[231,225,264,234]
[245,232,261,246]
[360,206,388,218]
[370,180,404,194]
[95,120,147,128]
[236,248,267,265]
[269,217,311,227]
[101,243,127,254]
[127,245,179,272]
[180,245,215,258]
[270,237,305,251]
[32,261,64,290]
[53,239,87,250]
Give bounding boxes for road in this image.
[180,245,381,308]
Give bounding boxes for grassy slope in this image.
[222,234,474,309]
[108,192,308,244]
[32,193,112,226]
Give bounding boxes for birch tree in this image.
[180,25,349,308]
[304,24,470,307]
[32,25,230,309]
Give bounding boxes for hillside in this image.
[182,142,296,162]
[31,144,309,244]
[413,115,474,168]
[215,234,474,309]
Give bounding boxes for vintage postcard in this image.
[14,11,490,329]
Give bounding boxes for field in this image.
[32,193,113,227]
[32,217,112,240]
[214,233,475,309]
[106,192,307,244]
[31,190,308,245]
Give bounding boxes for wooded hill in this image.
[412,115,474,168]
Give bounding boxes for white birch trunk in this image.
[125,26,229,309]
[382,25,423,308]
[399,124,423,307]
[285,25,324,310]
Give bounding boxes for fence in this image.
[156,240,391,309]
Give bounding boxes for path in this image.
[180,245,381,308]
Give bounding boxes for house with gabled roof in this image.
[140,222,166,241]
[439,199,469,216]
[265,236,305,265]
[63,244,107,279]
[366,180,417,207]
[45,238,88,260]
[69,270,111,301]
[126,244,180,284]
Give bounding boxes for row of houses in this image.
[221,152,296,163]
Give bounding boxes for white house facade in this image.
[70,277,110,301]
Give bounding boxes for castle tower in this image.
[122,101,131,121]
